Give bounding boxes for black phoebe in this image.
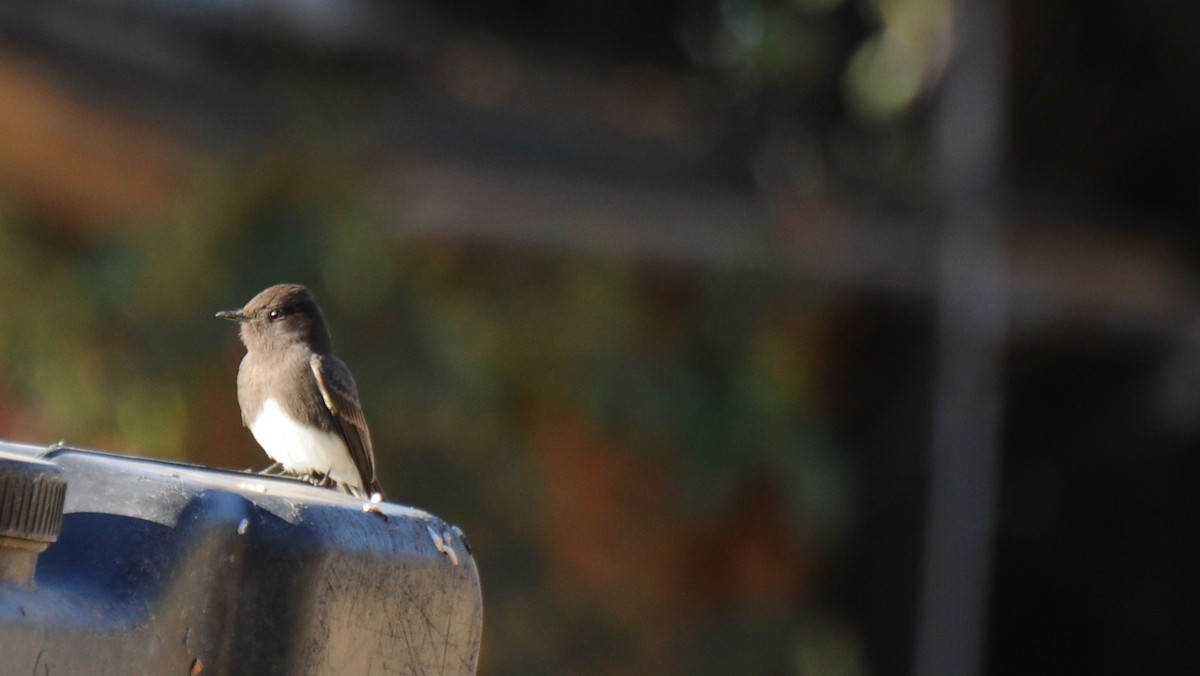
[217,284,384,499]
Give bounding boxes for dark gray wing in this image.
[310,353,383,497]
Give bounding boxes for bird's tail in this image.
[366,477,386,503]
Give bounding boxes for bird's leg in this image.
[258,461,285,476]
[300,470,335,488]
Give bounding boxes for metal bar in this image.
[913,0,1009,674]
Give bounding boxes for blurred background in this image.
[0,0,1198,673]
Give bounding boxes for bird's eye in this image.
[268,309,283,321]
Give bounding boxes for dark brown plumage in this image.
[218,284,383,498]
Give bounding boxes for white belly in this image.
[249,398,361,492]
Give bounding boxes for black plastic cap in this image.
[0,450,67,584]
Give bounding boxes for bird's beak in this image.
[216,309,248,322]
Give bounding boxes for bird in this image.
[217,283,384,499]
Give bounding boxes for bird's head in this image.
[217,283,334,353]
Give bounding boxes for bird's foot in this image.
[258,462,285,476]
[300,471,335,489]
